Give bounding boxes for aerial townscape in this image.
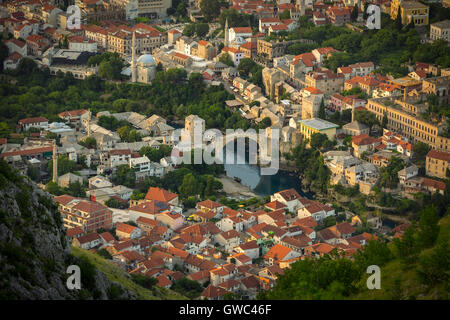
[0,0,449,301]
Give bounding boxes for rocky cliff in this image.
[0,160,182,300]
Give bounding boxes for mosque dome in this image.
[137,54,156,66]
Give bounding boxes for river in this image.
[223,142,313,198]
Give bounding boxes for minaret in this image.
[224,18,229,48]
[300,0,305,16]
[87,108,91,137]
[52,140,58,183]
[131,31,137,83]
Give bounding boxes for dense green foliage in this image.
[354,109,379,129]
[287,13,450,77]
[285,134,334,193]
[379,156,405,189]
[200,0,221,21]
[97,115,129,131]
[260,207,449,300]
[88,52,124,80]
[139,145,172,162]
[183,23,209,38]
[237,58,264,89]
[47,154,77,178]
[171,277,204,299]
[0,64,249,134]
[112,165,136,188]
[219,8,256,29]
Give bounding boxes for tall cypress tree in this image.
[351,5,358,22]
[318,98,326,119]
[396,7,403,31]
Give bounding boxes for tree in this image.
[79,136,96,149]
[67,180,86,197]
[98,115,120,130]
[171,277,204,299]
[195,23,209,38]
[379,156,404,188]
[105,198,121,208]
[0,41,8,71]
[27,165,40,182]
[416,240,449,286]
[139,144,172,162]
[395,7,403,31]
[182,23,196,37]
[131,274,158,289]
[117,126,141,142]
[318,98,326,119]
[310,132,328,150]
[393,225,418,265]
[237,58,257,77]
[355,109,379,129]
[417,206,440,249]
[381,112,388,129]
[219,53,234,67]
[351,5,358,22]
[176,1,187,17]
[413,141,430,163]
[0,122,11,138]
[97,249,113,260]
[258,117,272,130]
[45,181,62,195]
[200,0,220,21]
[179,173,201,198]
[96,53,124,80]
[47,154,77,178]
[111,164,136,188]
[279,9,290,20]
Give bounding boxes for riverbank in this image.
[218,175,259,199]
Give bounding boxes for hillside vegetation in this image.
[259,209,449,300]
[71,246,186,300]
[0,160,185,300]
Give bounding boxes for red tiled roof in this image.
[426,149,450,162]
[422,177,446,191]
[335,222,356,235]
[77,232,100,244]
[304,86,323,94]
[58,109,88,118]
[294,216,318,228]
[99,232,115,243]
[18,116,48,124]
[109,149,131,156]
[197,199,222,209]
[352,134,376,146]
[67,226,83,238]
[276,188,301,201]
[239,240,259,250]
[0,146,53,158]
[116,222,137,235]
[219,229,240,240]
[265,243,291,261]
[72,200,108,214]
[231,27,252,33]
[201,285,229,298]
[136,216,159,227]
[54,195,77,206]
[145,187,178,202]
[264,200,287,210]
